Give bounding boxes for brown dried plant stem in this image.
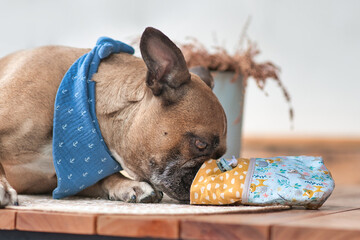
[180,38,294,126]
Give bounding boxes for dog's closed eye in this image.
[195,139,207,150]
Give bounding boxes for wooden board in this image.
[97,215,180,239]
[180,207,356,240]
[180,186,360,240]
[0,209,16,230]
[16,211,96,235]
[181,220,269,240]
[272,209,360,240]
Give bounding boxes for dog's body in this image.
[0,28,226,206]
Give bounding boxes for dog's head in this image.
[104,27,227,201]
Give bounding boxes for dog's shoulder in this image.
[0,46,88,82]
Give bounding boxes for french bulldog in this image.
[0,27,227,207]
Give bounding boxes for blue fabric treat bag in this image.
[242,156,335,209]
[52,37,134,199]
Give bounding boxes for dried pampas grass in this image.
[179,21,294,125]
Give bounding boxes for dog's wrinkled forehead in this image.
[172,74,226,134]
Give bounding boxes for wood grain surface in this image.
[272,209,360,240]
[180,207,357,240]
[97,215,180,239]
[0,209,16,230]
[180,186,360,240]
[16,211,96,235]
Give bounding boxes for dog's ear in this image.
[189,66,214,90]
[140,27,191,104]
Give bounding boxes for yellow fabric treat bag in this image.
[191,158,250,205]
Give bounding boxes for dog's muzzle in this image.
[150,161,204,202]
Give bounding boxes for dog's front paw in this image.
[0,177,18,207]
[110,181,163,203]
[104,176,163,203]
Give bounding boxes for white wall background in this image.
[1,0,359,137]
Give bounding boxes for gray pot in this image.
[212,72,245,159]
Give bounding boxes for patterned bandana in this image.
[52,37,134,199]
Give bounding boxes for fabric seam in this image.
[242,158,256,204]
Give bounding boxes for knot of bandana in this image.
[52,37,134,199]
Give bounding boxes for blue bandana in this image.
[52,37,134,199]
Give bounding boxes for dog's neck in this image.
[92,53,151,179]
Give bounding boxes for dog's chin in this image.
[150,160,204,203]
